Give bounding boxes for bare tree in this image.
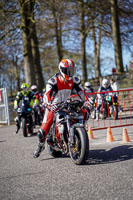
[110,0,124,73]
[30,2,45,91]
[18,0,36,85]
[80,0,88,83]
[18,0,45,91]
[51,0,63,62]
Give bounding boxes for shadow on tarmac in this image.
[87,145,133,165]
[39,145,133,165]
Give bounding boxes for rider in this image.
[31,85,44,125]
[33,59,91,158]
[84,82,94,94]
[97,78,113,99]
[31,85,43,103]
[96,78,113,120]
[14,83,34,133]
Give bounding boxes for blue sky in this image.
[100,45,132,76]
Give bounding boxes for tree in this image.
[18,0,45,90]
[18,0,36,85]
[30,3,45,91]
[80,0,88,83]
[110,0,124,73]
[51,0,63,62]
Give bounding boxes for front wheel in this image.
[22,118,28,137]
[91,109,96,119]
[69,127,89,165]
[112,106,118,120]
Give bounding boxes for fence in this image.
[0,88,10,125]
[87,88,133,131]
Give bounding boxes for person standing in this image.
[110,78,118,94]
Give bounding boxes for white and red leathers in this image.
[40,72,88,142]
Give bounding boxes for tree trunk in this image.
[18,0,36,85]
[80,0,87,84]
[31,14,45,91]
[81,33,87,83]
[91,16,102,84]
[110,0,124,73]
[13,57,20,91]
[52,0,63,62]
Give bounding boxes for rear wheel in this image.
[22,118,28,137]
[69,127,89,165]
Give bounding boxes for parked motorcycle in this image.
[15,97,34,137]
[46,99,89,165]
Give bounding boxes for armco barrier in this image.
[87,88,133,131]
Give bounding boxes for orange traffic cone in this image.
[122,128,130,143]
[106,127,114,142]
[88,126,95,140]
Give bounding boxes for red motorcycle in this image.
[46,99,89,165]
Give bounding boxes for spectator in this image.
[110,78,118,91]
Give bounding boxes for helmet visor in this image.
[22,86,28,92]
[32,89,37,92]
[60,67,75,77]
[103,84,108,88]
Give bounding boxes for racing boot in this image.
[33,129,45,158]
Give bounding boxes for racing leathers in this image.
[97,85,113,102]
[14,91,34,133]
[96,85,113,120]
[34,73,89,156]
[32,92,44,125]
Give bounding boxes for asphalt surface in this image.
[0,124,133,200]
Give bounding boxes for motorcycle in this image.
[89,96,97,119]
[98,94,118,120]
[15,97,34,137]
[33,103,44,126]
[46,99,89,165]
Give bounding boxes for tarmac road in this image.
[0,124,133,200]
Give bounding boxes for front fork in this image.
[65,116,74,145]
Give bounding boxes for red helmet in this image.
[58,59,75,81]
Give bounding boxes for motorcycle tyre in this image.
[22,118,28,137]
[99,107,107,120]
[113,106,118,120]
[91,110,96,119]
[69,127,89,165]
[47,143,62,158]
[28,116,34,134]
